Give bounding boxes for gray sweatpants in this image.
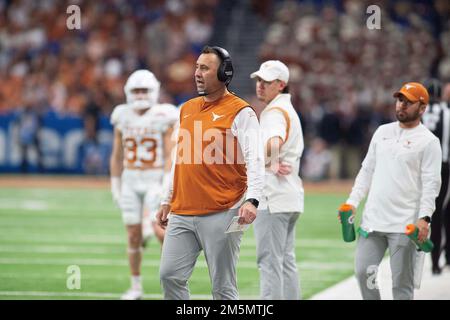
[355,231,416,300]
[253,209,301,300]
[159,209,242,300]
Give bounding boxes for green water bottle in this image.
[405,224,434,253]
[339,204,355,242]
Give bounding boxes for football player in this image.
[110,69,178,300]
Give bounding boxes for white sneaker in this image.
[120,288,143,300]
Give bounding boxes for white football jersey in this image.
[111,103,179,170]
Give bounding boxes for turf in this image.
[0,186,359,300]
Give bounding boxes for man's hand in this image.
[277,161,292,175]
[238,201,257,225]
[269,161,292,176]
[416,218,430,243]
[156,204,171,229]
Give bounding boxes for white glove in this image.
[111,177,121,207]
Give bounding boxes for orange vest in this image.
[171,93,251,215]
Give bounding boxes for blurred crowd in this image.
[1,0,449,179]
[0,0,217,116]
[256,0,450,179]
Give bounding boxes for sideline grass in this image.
[0,186,357,300]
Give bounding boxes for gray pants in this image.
[355,231,416,300]
[253,210,301,300]
[159,209,242,300]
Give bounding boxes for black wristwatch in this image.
[421,216,431,223]
[245,198,259,208]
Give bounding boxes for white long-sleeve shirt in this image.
[161,106,265,206]
[346,122,442,233]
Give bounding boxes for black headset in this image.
[211,46,234,86]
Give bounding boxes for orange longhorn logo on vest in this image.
[212,111,224,122]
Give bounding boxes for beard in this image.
[396,109,421,123]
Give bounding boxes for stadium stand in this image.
[0,0,449,176]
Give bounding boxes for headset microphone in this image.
[197,86,224,97]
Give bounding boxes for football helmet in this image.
[124,69,160,110]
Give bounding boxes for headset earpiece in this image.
[211,46,234,85]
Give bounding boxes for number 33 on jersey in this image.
[110,103,179,170]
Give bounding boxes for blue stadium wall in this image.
[0,112,113,174]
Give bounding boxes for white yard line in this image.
[0,200,49,211]
[0,257,352,271]
[0,245,352,262]
[0,235,354,248]
[0,290,259,300]
[0,245,125,255]
[0,257,250,268]
[310,256,450,300]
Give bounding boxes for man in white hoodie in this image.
[250,60,304,300]
[342,82,442,300]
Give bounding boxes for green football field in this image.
[0,181,360,300]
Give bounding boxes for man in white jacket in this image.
[342,82,442,300]
[250,60,304,300]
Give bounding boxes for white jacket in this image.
[347,122,442,233]
[260,93,305,213]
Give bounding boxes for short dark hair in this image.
[201,45,222,61]
[282,85,289,93]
